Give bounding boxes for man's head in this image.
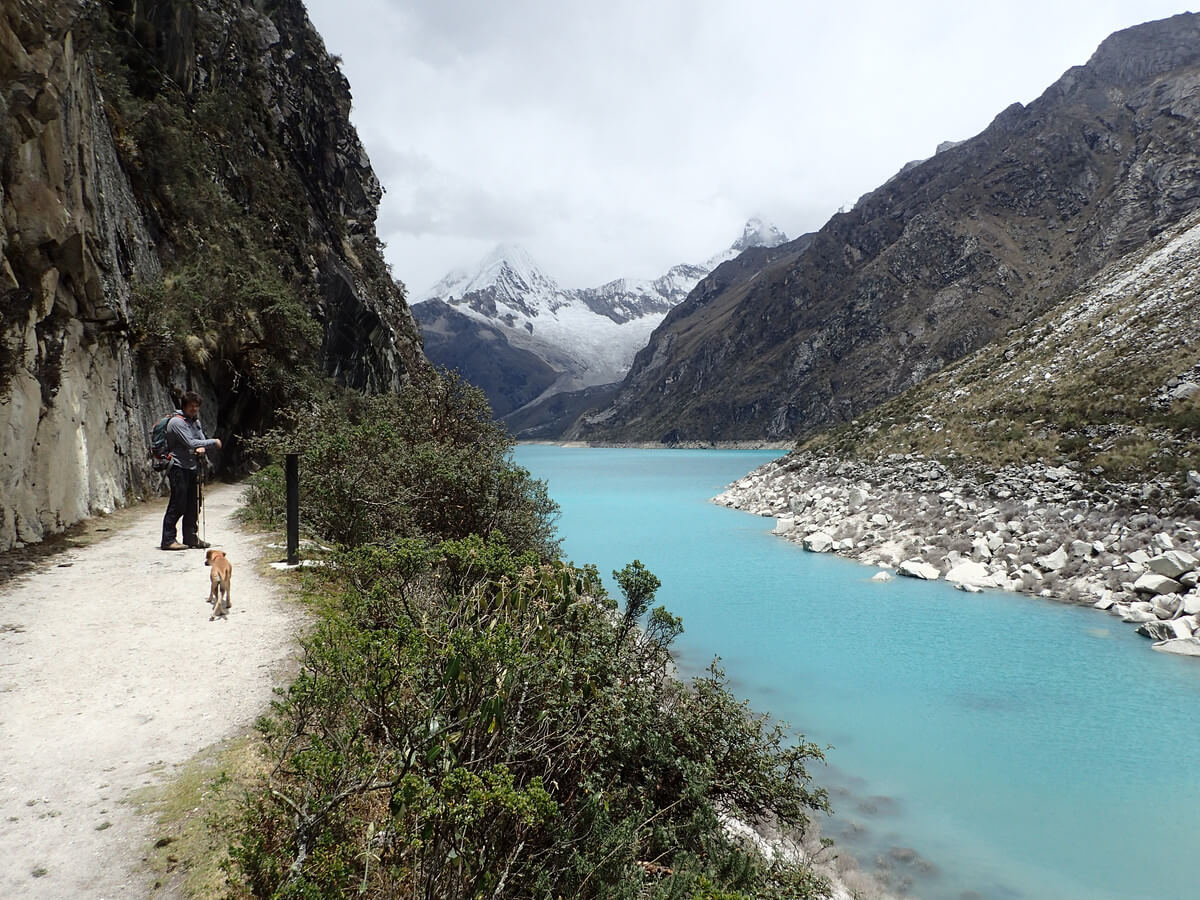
[181,390,202,420]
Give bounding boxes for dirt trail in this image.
[0,484,303,899]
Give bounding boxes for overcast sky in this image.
[302,1,1192,297]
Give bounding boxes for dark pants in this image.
[161,466,199,547]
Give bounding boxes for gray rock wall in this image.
[1,2,168,549]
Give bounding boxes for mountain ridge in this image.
[570,12,1200,444]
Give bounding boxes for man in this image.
[160,390,222,550]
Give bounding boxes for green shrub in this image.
[229,541,831,899]
[246,369,560,558]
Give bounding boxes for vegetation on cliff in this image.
[232,372,833,899]
[802,213,1200,505]
[85,0,423,443]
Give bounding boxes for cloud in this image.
[307,0,1192,294]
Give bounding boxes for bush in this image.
[245,369,559,558]
[229,541,831,899]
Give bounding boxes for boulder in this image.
[945,560,1000,590]
[870,513,890,527]
[1036,545,1069,571]
[1169,618,1194,639]
[1153,533,1175,551]
[1152,638,1200,657]
[1146,550,1198,579]
[1153,596,1181,619]
[897,559,941,581]
[1171,381,1200,401]
[802,531,835,553]
[1093,593,1116,611]
[1121,607,1157,624]
[1137,620,1176,641]
[1132,572,1184,595]
[1182,593,1200,616]
[847,487,869,509]
[774,516,795,534]
[1070,540,1093,558]
[955,583,984,593]
[972,537,993,560]
[870,570,894,582]
[1127,550,1151,565]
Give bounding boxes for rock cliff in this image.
[0,0,424,550]
[572,13,1200,443]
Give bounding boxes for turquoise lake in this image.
[514,445,1200,900]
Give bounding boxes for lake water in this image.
[514,445,1200,900]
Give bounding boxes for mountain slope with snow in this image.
[411,220,788,427]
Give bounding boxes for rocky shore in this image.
[715,452,1200,656]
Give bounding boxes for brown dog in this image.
[204,549,233,620]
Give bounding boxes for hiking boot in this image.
[161,542,188,551]
[187,539,211,549]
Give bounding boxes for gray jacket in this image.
[166,411,219,470]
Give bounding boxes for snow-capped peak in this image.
[731,217,789,252]
[422,243,559,304]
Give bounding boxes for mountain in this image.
[0,0,424,551]
[411,220,788,429]
[570,13,1200,444]
[808,207,1200,489]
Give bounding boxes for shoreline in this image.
[715,450,1200,656]
[519,439,795,451]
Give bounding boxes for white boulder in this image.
[897,559,941,581]
[1152,637,1200,657]
[1146,550,1198,579]
[1153,533,1175,551]
[1132,572,1184,595]
[802,531,835,553]
[1070,540,1093,558]
[774,516,795,534]
[945,560,1001,590]
[870,570,893,582]
[1036,545,1069,571]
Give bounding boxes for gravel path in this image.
[0,484,303,899]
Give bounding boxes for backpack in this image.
[149,413,183,471]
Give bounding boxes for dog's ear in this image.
[205,549,214,565]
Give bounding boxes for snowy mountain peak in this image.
[732,218,789,252]
[423,243,559,305]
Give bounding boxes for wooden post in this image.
[286,453,299,566]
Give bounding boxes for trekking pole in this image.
[198,454,206,544]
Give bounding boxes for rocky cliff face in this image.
[572,13,1200,443]
[0,0,424,551]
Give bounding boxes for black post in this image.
[286,452,299,566]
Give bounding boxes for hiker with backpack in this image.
[158,390,221,551]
